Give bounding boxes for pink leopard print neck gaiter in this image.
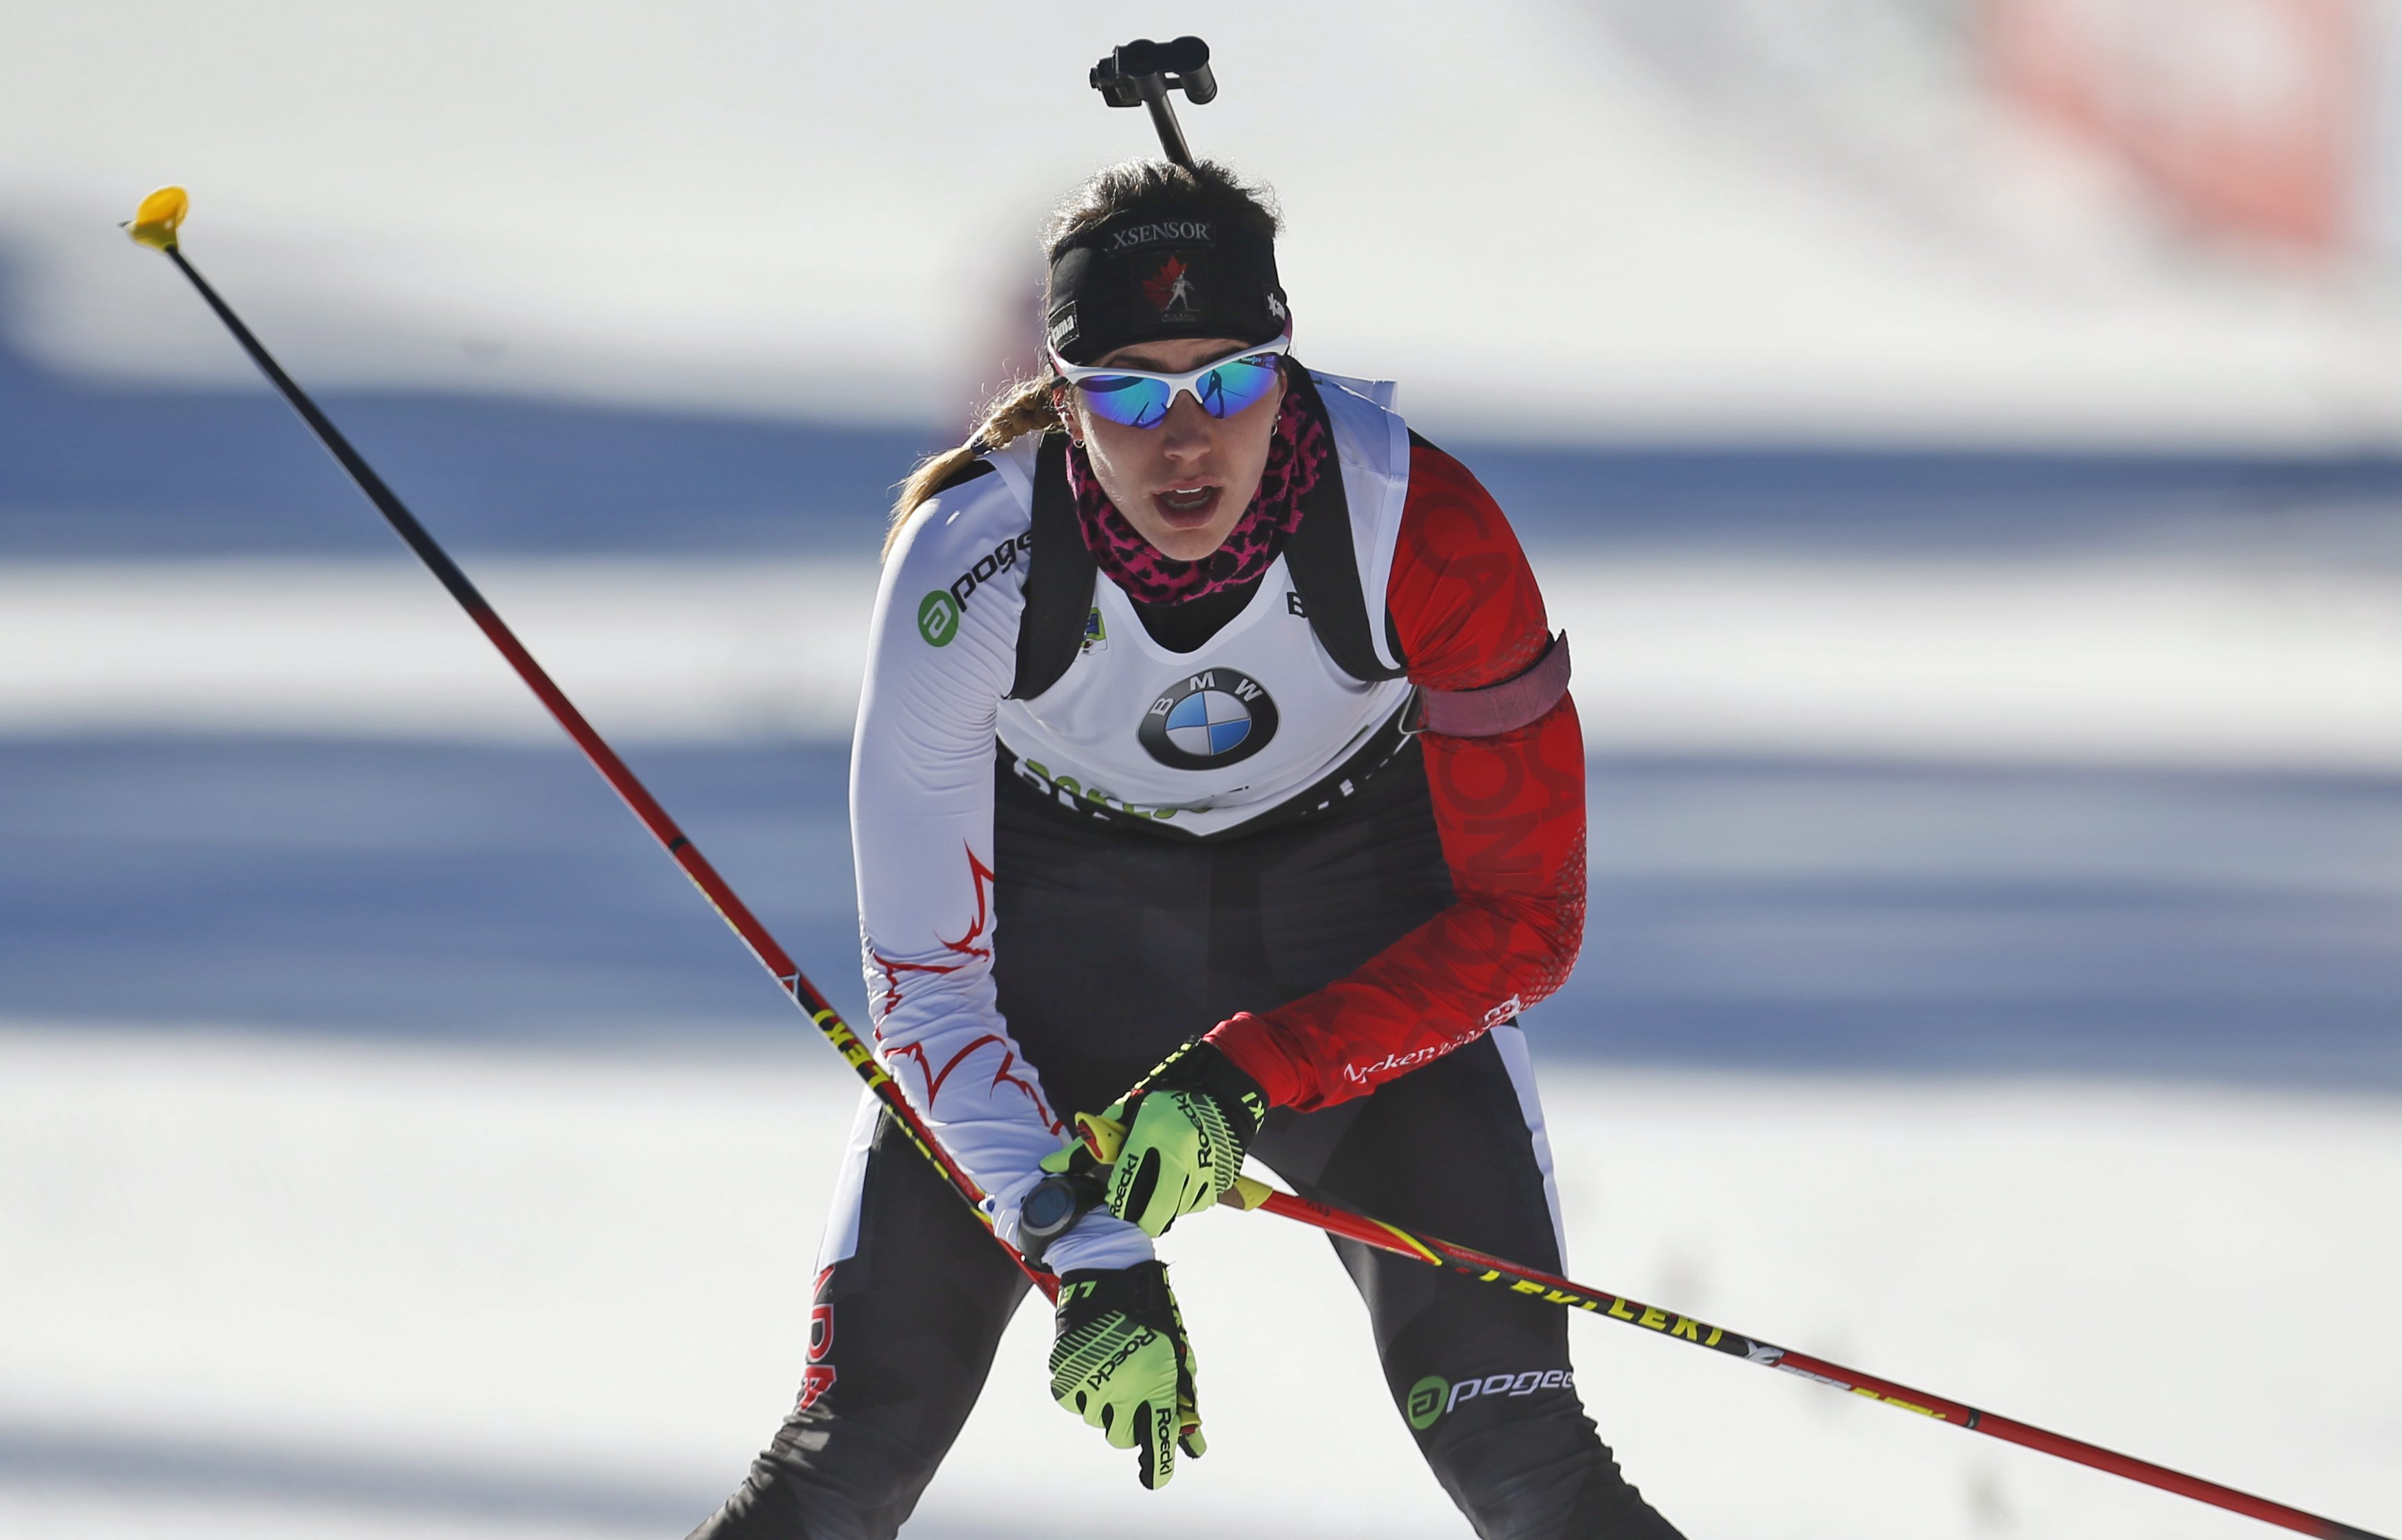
[1063,377,1330,607]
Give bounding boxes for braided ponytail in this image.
[882,375,1060,559]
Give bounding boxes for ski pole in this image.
[120,186,1057,1305]
[1079,1111,2390,1540]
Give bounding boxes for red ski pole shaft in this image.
[1240,1179,2388,1539]
[126,190,1054,1303]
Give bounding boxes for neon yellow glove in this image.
[1050,1260,1204,1488]
[1095,1039,1267,1237]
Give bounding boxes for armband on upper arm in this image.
[1413,632,1572,737]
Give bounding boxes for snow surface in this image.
[6,553,2399,771]
[4,1024,2396,1539]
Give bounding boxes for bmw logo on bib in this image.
[1138,667,1280,770]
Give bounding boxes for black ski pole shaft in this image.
[1135,73,1194,169]
[121,186,1055,1301]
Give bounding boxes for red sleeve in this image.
[1204,443,1586,1111]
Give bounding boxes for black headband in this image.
[1044,213,1288,366]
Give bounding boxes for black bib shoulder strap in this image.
[1282,371,1409,683]
[1009,433,1098,701]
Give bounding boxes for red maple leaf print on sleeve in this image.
[866,846,1063,1135]
[867,844,996,1014]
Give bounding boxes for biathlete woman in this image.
[690,161,1682,1540]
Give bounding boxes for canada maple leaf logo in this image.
[1142,255,1195,315]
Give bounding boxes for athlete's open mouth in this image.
[1151,484,1223,527]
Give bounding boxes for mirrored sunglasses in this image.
[1050,335,1293,429]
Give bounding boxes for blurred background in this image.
[3,2,2397,1538]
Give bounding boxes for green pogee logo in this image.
[920,531,1031,648]
[917,591,961,647]
[1405,1375,1447,1430]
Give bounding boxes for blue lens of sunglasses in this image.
[1075,353,1283,429]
